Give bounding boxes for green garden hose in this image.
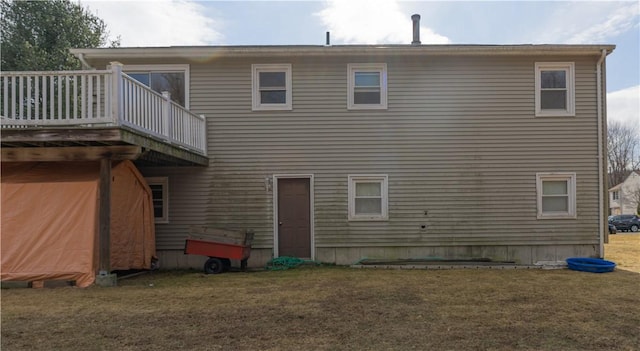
[265,256,320,270]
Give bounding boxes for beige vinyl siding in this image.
[140,54,600,252]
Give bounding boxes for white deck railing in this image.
[0,63,207,155]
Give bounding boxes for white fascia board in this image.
[71,44,616,62]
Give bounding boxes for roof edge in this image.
[71,44,616,61]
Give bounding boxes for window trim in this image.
[536,172,576,219]
[121,64,190,109]
[348,174,389,221]
[347,63,388,110]
[534,62,575,117]
[146,177,169,224]
[252,64,292,111]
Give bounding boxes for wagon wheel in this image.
[204,257,224,274]
[221,258,231,272]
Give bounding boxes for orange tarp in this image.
[1,160,155,287]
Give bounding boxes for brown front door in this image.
[277,178,311,258]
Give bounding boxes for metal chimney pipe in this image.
[326,31,330,46]
[411,14,421,45]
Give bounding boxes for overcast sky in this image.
[82,0,639,126]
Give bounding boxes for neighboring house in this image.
[0,20,615,273]
[609,171,640,215]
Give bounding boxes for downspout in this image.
[596,49,606,257]
[78,53,95,70]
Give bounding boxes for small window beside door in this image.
[348,175,389,221]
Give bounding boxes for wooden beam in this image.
[1,146,142,162]
[1,126,208,165]
[0,128,123,143]
[98,158,111,274]
[120,129,208,166]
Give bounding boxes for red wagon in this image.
[184,227,254,274]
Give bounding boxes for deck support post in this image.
[96,157,117,287]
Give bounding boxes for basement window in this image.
[146,177,169,223]
[252,64,292,111]
[348,175,389,221]
[536,173,576,219]
[348,63,387,110]
[535,62,575,117]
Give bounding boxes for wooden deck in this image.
[0,63,208,166]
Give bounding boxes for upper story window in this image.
[535,62,575,117]
[536,172,576,219]
[348,63,387,110]
[124,64,189,108]
[612,191,620,201]
[348,174,389,221]
[252,64,292,111]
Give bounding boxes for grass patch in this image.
[606,234,640,273]
[2,237,639,351]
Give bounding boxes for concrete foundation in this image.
[1,281,31,289]
[95,273,118,287]
[156,244,598,270]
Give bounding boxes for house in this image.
[1,18,615,275]
[609,171,640,215]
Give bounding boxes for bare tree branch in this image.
[608,120,640,186]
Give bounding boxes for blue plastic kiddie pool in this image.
[566,257,616,273]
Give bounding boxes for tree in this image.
[631,186,640,215]
[608,120,640,186]
[0,0,118,71]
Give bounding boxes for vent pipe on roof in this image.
[411,14,421,45]
[326,31,330,46]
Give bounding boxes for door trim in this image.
[272,174,314,260]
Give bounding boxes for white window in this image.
[123,64,190,108]
[535,62,575,117]
[146,177,169,223]
[536,173,576,219]
[348,175,388,221]
[347,63,387,110]
[252,64,292,111]
[612,191,620,200]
